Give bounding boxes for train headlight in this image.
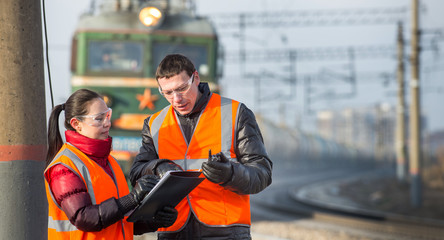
[102,94,113,107]
[139,6,163,27]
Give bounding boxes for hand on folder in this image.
[130,175,159,203]
[151,206,178,228]
[127,171,204,222]
[155,159,183,178]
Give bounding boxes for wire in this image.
[205,7,409,28]
[42,0,54,108]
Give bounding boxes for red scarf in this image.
[65,130,114,178]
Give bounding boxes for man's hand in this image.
[155,160,183,178]
[202,152,233,184]
[152,206,178,228]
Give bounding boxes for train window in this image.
[87,41,144,73]
[152,42,209,76]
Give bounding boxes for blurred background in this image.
[40,0,444,238]
[44,0,444,132]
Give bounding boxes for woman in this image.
[44,89,177,239]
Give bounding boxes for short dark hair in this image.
[156,54,195,80]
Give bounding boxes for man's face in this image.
[158,70,200,115]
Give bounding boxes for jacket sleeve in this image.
[222,104,273,195]
[129,117,165,187]
[46,164,137,232]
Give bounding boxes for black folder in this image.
[127,171,204,222]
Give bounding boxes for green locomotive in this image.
[70,0,221,173]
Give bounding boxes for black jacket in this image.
[130,83,272,195]
[129,83,272,238]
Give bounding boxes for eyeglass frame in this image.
[72,108,112,127]
[158,72,195,98]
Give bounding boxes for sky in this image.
[43,0,444,133]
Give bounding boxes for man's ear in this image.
[194,71,200,85]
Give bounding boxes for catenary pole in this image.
[396,22,408,182]
[409,0,422,207]
[0,0,48,239]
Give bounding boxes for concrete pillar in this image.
[0,0,47,239]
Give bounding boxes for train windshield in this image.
[152,42,209,76]
[87,41,144,73]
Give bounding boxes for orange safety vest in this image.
[44,143,133,240]
[149,93,250,232]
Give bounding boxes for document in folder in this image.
[127,171,204,222]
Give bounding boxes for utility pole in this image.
[396,22,408,182]
[289,50,297,96]
[375,105,384,161]
[0,0,47,239]
[304,76,312,114]
[255,77,261,115]
[348,47,357,97]
[239,14,246,77]
[409,0,422,207]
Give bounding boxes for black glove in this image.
[155,160,183,178]
[202,151,233,184]
[130,175,159,203]
[152,206,178,228]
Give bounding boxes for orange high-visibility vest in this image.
[149,93,250,232]
[44,143,133,240]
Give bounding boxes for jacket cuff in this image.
[98,198,125,229]
[116,194,138,214]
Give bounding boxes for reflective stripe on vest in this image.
[44,143,133,239]
[220,96,234,158]
[48,216,77,232]
[52,144,97,204]
[45,145,97,233]
[149,93,250,232]
[150,95,238,169]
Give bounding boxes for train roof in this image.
[75,11,217,37]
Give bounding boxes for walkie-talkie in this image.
[208,149,219,162]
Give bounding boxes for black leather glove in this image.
[152,206,178,228]
[155,160,183,178]
[130,175,159,203]
[202,152,233,184]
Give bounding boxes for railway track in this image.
[250,165,444,240]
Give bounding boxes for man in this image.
[130,54,272,239]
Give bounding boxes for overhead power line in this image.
[224,45,397,62]
[203,7,409,28]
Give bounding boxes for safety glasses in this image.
[158,73,194,98]
[74,108,112,127]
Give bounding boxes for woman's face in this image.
[70,98,111,140]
